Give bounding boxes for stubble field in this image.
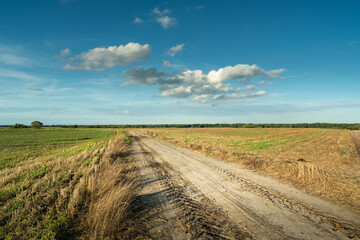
[139,128,360,213]
[0,128,138,239]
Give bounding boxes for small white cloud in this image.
[163,59,172,67]
[61,42,151,71]
[257,80,273,85]
[153,7,171,15]
[60,48,70,57]
[304,72,311,76]
[237,85,257,91]
[157,16,177,29]
[349,40,358,44]
[133,17,142,23]
[114,110,130,114]
[167,44,184,56]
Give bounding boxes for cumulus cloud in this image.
[163,60,172,67]
[207,64,285,83]
[133,17,142,23]
[61,43,151,71]
[122,64,284,103]
[121,67,167,86]
[167,44,184,56]
[158,86,192,98]
[157,16,177,29]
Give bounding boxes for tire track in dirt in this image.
[129,135,249,239]
[130,131,360,240]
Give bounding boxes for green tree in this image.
[31,121,43,129]
[12,123,27,128]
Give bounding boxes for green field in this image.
[0,128,127,239]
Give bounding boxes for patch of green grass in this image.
[0,128,114,170]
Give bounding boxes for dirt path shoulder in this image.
[352,130,360,157]
[129,131,360,240]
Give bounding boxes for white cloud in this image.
[237,85,257,91]
[158,86,192,98]
[61,43,151,71]
[153,7,170,15]
[60,48,70,57]
[114,110,130,114]
[207,64,285,84]
[121,67,167,86]
[257,80,273,85]
[0,69,42,82]
[0,54,34,66]
[133,17,142,23]
[163,60,172,67]
[211,90,267,101]
[122,64,284,103]
[167,44,184,56]
[157,16,177,29]
[349,40,358,44]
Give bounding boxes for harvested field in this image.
[0,128,138,239]
[138,128,360,213]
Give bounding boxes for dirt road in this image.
[129,131,360,240]
[352,130,360,157]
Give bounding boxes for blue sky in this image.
[0,0,359,125]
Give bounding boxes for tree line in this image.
[5,122,360,130]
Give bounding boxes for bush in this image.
[31,121,43,129]
[12,123,27,128]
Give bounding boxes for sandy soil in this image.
[129,131,360,240]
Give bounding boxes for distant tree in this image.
[12,123,27,128]
[243,123,255,128]
[31,121,43,129]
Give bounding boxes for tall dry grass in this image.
[79,135,139,240]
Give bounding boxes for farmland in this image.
[0,128,137,239]
[139,128,360,212]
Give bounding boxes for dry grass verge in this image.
[139,128,360,213]
[78,135,139,240]
[0,130,139,240]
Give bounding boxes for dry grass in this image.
[79,135,139,240]
[139,128,360,213]
[0,129,138,239]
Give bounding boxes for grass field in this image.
[140,128,360,212]
[0,128,137,239]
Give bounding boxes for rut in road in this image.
[129,131,360,240]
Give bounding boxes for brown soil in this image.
[128,131,360,240]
